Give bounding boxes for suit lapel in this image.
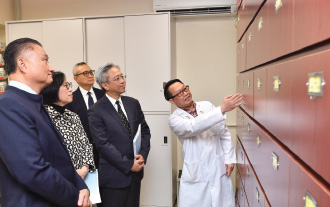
[102,96,131,138]
[76,88,88,113]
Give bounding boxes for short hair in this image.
[4,38,42,75]
[40,71,66,105]
[72,62,87,75]
[95,63,120,90]
[163,79,183,101]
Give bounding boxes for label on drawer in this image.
[305,191,318,207]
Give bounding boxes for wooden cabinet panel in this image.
[246,3,268,69]
[266,0,294,61]
[253,67,267,125]
[293,0,330,51]
[237,0,247,42]
[290,50,330,184]
[237,34,247,72]
[245,0,265,43]
[252,173,266,207]
[289,160,330,207]
[266,61,292,148]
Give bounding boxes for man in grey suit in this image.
[88,63,151,207]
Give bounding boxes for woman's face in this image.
[56,79,73,106]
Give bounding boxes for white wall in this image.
[175,15,237,184]
[20,0,153,20]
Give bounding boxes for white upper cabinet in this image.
[85,17,126,77]
[42,19,84,88]
[124,14,170,112]
[7,21,43,44]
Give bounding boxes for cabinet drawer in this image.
[266,61,293,148]
[253,67,267,125]
[237,34,247,73]
[289,160,330,207]
[293,0,330,51]
[266,0,294,61]
[290,50,330,184]
[236,137,246,186]
[252,171,266,207]
[237,0,248,42]
[246,3,268,69]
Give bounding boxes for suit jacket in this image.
[88,95,151,188]
[0,86,87,207]
[66,87,104,143]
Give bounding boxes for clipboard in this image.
[133,124,141,157]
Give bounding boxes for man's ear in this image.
[101,82,108,91]
[73,75,78,82]
[17,58,28,73]
[169,99,175,105]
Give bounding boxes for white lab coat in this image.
[169,101,236,207]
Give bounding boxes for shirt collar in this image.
[182,102,198,117]
[79,86,95,96]
[106,94,123,107]
[9,80,37,94]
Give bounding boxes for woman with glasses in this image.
[41,71,95,179]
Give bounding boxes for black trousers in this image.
[100,179,141,207]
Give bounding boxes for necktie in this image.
[115,100,131,137]
[87,92,94,108]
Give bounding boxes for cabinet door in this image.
[7,22,43,44]
[125,14,170,112]
[85,17,125,78]
[42,19,84,89]
[253,67,267,125]
[140,115,172,207]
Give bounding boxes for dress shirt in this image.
[9,80,37,94]
[79,86,97,109]
[106,94,128,118]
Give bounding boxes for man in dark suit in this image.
[0,38,91,207]
[66,62,104,169]
[88,63,151,207]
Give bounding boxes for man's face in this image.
[168,82,193,109]
[23,45,54,88]
[74,64,95,87]
[102,67,126,96]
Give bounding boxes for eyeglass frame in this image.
[170,85,189,99]
[63,82,73,90]
[74,70,95,77]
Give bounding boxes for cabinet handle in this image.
[257,78,262,89]
[248,32,252,42]
[247,123,251,133]
[275,0,283,13]
[273,76,281,93]
[258,17,263,32]
[303,191,318,207]
[306,71,326,100]
[271,152,279,171]
[256,135,261,147]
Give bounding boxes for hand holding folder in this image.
[133,124,141,157]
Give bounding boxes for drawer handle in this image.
[241,151,244,161]
[257,78,262,89]
[275,0,282,13]
[273,76,281,93]
[256,187,260,203]
[246,166,250,176]
[248,32,252,42]
[256,135,261,147]
[306,71,326,100]
[303,191,318,207]
[247,123,251,133]
[271,152,279,171]
[258,17,263,32]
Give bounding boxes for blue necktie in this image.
[87,92,94,108]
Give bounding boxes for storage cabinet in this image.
[236,0,330,206]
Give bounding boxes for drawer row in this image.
[237,0,330,71]
[236,121,330,207]
[237,48,330,184]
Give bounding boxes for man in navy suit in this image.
[88,63,151,207]
[0,38,91,207]
[66,62,104,169]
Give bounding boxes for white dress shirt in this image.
[105,94,128,118]
[9,80,37,94]
[79,86,97,109]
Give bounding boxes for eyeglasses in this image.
[113,75,125,82]
[170,85,189,99]
[75,70,95,77]
[63,82,72,89]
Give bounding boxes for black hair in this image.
[4,38,42,75]
[40,71,66,105]
[163,79,183,101]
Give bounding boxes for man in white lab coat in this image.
[164,79,242,207]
